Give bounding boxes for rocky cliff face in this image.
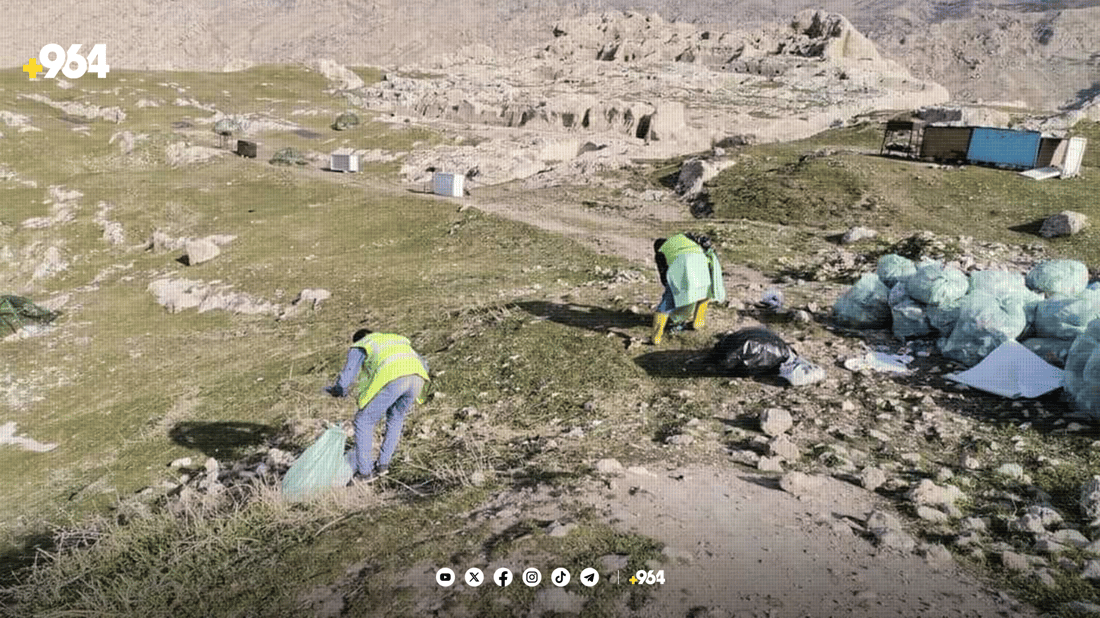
[4,0,1098,110]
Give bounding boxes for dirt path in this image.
[585,464,1037,618]
[452,187,1039,617]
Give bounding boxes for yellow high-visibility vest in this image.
[352,333,429,408]
[659,233,704,263]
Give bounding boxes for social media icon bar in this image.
[494,567,513,587]
[551,567,571,587]
[464,567,484,587]
[579,567,599,587]
[522,567,542,587]
[436,567,456,587]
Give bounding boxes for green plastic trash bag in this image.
[891,296,932,339]
[832,273,890,328]
[968,270,1027,298]
[939,291,1028,367]
[282,426,354,502]
[877,254,916,288]
[906,263,968,307]
[1026,260,1088,297]
[1034,290,1100,341]
[1065,318,1100,419]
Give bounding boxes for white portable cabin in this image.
[432,172,464,197]
[329,147,360,173]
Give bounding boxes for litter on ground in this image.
[843,351,914,374]
[945,340,1063,399]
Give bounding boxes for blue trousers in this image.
[352,374,425,475]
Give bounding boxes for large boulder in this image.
[1040,211,1088,238]
[185,238,221,266]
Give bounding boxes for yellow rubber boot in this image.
[692,300,709,330]
[651,312,669,345]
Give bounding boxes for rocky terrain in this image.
[1,2,1100,617]
[7,0,1100,110]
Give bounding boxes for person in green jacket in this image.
[651,232,726,345]
[326,329,430,481]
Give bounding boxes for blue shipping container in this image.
[966,127,1042,169]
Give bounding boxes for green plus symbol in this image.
[23,57,44,79]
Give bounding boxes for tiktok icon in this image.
[551,567,571,587]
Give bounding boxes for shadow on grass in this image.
[515,301,651,333]
[168,421,276,459]
[633,350,719,378]
[0,530,55,591]
[1008,218,1047,237]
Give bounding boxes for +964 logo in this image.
[24,44,110,79]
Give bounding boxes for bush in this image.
[332,112,360,131]
[269,147,308,166]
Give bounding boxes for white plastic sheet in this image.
[843,351,913,374]
[945,340,1063,399]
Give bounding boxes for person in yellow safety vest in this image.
[326,328,430,482]
[651,232,726,345]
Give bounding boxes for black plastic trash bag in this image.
[709,328,793,375]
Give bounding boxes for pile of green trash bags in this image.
[833,256,1099,369]
[281,425,355,502]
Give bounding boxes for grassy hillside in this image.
[702,120,1100,274]
[4,65,1100,617]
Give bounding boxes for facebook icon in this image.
[494,567,513,587]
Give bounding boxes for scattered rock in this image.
[170,457,193,469]
[666,434,694,446]
[918,543,953,566]
[995,462,1025,480]
[1026,505,1065,529]
[1082,560,1100,581]
[1034,537,1069,554]
[907,479,963,507]
[469,470,486,486]
[860,466,886,492]
[1080,476,1100,523]
[779,471,825,497]
[1000,550,1030,572]
[1063,601,1100,615]
[165,141,225,166]
[768,435,800,461]
[916,506,949,523]
[18,93,126,122]
[595,458,624,474]
[841,226,877,244]
[961,517,988,533]
[759,408,793,436]
[185,238,221,265]
[1039,211,1088,238]
[757,456,783,472]
[547,521,577,537]
[1053,528,1091,549]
